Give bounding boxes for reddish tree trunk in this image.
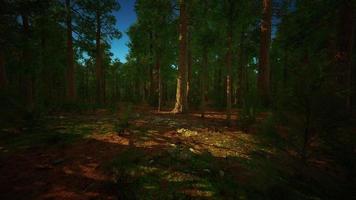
[22,14,34,112]
[95,10,104,105]
[226,1,233,124]
[336,0,354,112]
[66,0,76,102]
[237,31,245,106]
[172,0,188,113]
[186,27,192,110]
[201,47,208,118]
[258,0,272,107]
[0,49,7,89]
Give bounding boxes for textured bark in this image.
[149,31,156,105]
[258,0,272,107]
[156,50,162,111]
[336,0,354,112]
[22,15,34,112]
[66,0,76,102]
[226,1,233,123]
[172,0,187,113]
[201,47,208,118]
[0,49,6,89]
[237,31,245,106]
[186,31,192,111]
[95,10,104,105]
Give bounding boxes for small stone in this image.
[52,159,65,165]
[189,148,196,153]
[219,170,224,177]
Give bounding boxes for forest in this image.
[0,0,355,199]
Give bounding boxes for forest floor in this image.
[0,106,351,200]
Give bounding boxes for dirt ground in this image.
[0,106,351,200]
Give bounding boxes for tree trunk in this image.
[201,47,208,118]
[96,11,104,105]
[226,2,233,124]
[0,49,7,89]
[172,0,187,113]
[66,0,76,102]
[156,50,162,111]
[237,31,245,106]
[186,27,192,110]
[22,14,34,113]
[149,31,156,105]
[336,0,354,113]
[258,0,272,107]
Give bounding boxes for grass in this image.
[0,110,352,200]
[106,143,311,200]
[0,117,95,151]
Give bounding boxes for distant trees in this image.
[0,0,121,116]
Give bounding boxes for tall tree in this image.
[258,0,272,107]
[172,0,188,113]
[77,0,121,105]
[66,0,76,102]
[21,14,34,112]
[336,0,354,112]
[225,0,234,123]
[0,49,6,90]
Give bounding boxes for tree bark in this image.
[156,50,162,111]
[226,1,233,124]
[258,0,272,107]
[172,0,188,113]
[22,14,34,113]
[95,10,104,105]
[237,31,245,106]
[201,47,208,118]
[186,27,192,110]
[0,49,7,89]
[66,0,76,102]
[149,31,156,105]
[336,0,354,112]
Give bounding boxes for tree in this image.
[21,14,35,113]
[335,0,354,113]
[172,0,188,113]
[66,0,76,102]
[77,0,121,105]
[225,0,235,123]
[258,0,272,107]
[0,47,6,90]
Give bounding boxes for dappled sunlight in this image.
[190,111,239,121]
[89,133,130,146]
[1,106,341,200]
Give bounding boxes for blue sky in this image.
[110,0,137,63]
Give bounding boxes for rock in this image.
[52,159,65,165]
[149,159,154,164]
[189,148,196,153]
[203,169,211,173]
[36,164,53,170]
[219,170,225,177]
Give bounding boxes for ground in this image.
[0,106,351,200]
